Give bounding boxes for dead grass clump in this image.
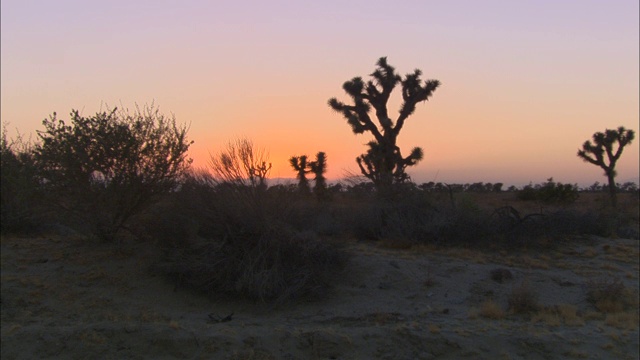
[532,304,585,327]
[531,309,561,327]
[585,277,635,313]
[470,299,506,319]
[508,280,540,315]
[604,312,639,330]
[158,226,348,305]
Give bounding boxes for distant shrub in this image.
[517,178,579,204]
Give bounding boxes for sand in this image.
[1,233,638,359]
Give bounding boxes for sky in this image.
[2,0,639,187]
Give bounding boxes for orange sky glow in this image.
[2,1,638,187]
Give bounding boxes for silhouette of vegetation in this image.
[577,126,635,208]
[328,57,440,196]
[289,152,329,200]
[0,127,42,233]
[516,178,579,204]
[310,151,328,200]
[155,164,347,305]
[289,155,311,195]
[33,104,192,241]
[209,138,271,190]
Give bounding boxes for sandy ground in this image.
[1,232,638,360]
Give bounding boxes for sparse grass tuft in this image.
[585,277,636,313]
[604,312,639,330]
[471,299,506,319]
[532,304,585,327]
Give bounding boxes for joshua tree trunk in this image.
[606,172,617,208]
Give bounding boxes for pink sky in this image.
[2,0,638,186]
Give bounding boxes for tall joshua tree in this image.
[328,57,440,195]
[289,155,311,194]
[577,126,635,208]
[310,152,328,200]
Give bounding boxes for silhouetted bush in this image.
[159,225,346,304]
[335,185,625,248]
[153,171,348,305]
[0,131,42,233]
[33,104,192,241]
[517,178,579,204]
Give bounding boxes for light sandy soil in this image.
[1,233,638,360]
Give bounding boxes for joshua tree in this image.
[310,152,328,200]
[289,155,311,194]
[577,126,635,208]
[328,57,440,195]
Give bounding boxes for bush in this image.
[33,104,192,241]
[585,277,635,313]
[517,178,579,204]
[162,226,346,304]
[153,171,348,305]
[0,130,42,233]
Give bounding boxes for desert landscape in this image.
[2,209,638,359]
[3,2,639,359]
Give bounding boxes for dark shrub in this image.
[164,227,346,304]
[516,178,579,205]
[0,131,42,234]
[155,172,348,305]
[33,105,192,241]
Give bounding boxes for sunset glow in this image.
[2,0,638,186]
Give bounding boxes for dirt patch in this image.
[2,234,638,359]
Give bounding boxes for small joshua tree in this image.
[577,126,635,208]
[328,57,440,196]
[289,155,311,195]
[310,152,328,200]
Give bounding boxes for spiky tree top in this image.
[328,57,439,189]
[577,126,635,177]
[328,57,440,142]
[289,155,311,193]
[310,152,327,196]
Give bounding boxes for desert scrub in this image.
[469,299,506,320]
[585,277,636,313]
[158,225,348,305]
[532,304,585,327]
[516,178,579,205]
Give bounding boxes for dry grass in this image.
[532,304,585,327]
[469,299,506,319]
[604,312,639,330]
[585,277,636,313]
[428,323,441,334]
[580,247,599,258]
